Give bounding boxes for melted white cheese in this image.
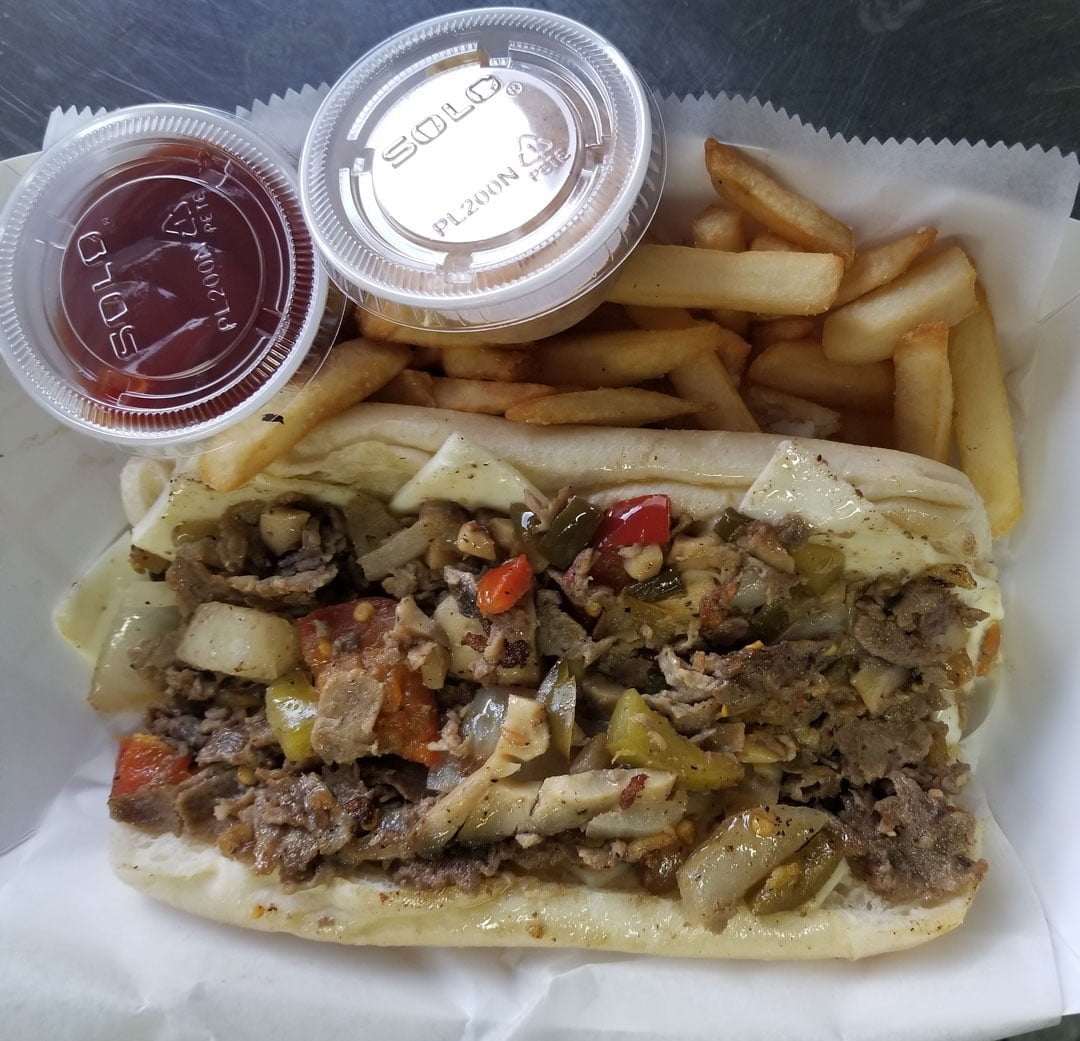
[390,434,542,515]
[54,532,147,662]
[739,441,949,576]
[131,472,356,561]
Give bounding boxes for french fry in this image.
[836,409,895,449]
[430,378,558,415]
[745,386,841,438]
[690,204,747,252]
[531,326,719,388]
[833,227,937,308]
[369,369,436,407]
[669,351,760,433]
[608,245,843,315]
[198,339,410,492]
[893,323,953,462]
[750,317,819,351]
[715,327,752,383]
[624,305,699,330]
[821,245,978,363]
[747,340,893,412]
[625,306,750,386]
[705,139,855,262]
[709,308,751,336]
[949,295,1022,536]
[440,346,537,382]
[750,231,801,252]
[505,388,697,427]
[356,309,526,349]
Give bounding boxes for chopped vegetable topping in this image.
[476,554,534,617]
[606,688,743,791]
[110,733,191,798]
[265,670,320,761]
[593,494,672,551]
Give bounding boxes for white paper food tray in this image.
[1,90,1078,1041]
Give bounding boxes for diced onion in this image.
[90,582,179,712]
[175,602,300,682]
[677,806,830,930]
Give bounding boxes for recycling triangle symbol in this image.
[161,199,197,239]
[517,133,554,167]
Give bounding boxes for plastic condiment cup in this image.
[0,104,335,448]
[300,7,665,343]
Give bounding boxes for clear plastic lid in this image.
[0,104,332,447]
[301,7,665,337]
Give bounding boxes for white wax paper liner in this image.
[2,86,1075,1039]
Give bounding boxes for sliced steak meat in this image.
[109,785,181,835]
[853,576,986,672]
[310,668,384,763]
[276,511,349,577]
[658,640,832,716]
[828,697,942,785]
[174,767,242,840]
[382,560,445,603]
[389,846,503,892]
[839,773,986,904]
[216,769,357,882]
[227,566,338,603]
[166,553,235,616]
[196,712,278,769]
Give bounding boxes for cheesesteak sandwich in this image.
[70,404,1002,959]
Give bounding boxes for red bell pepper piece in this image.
[376,664,442,767]
[476,555,534,617]
[110,733,191,798]
[593,494,672,551]
[298,598,398,682]
[296,597,440,767]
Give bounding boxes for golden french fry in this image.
[369,369,436,407]
[623,308,749,382]
[356,307,529,349]
[669,350,760,433]
[505,388,697,427]
[822,245,978,363]
[532,326,719,388]
[949,296,1022,536]
[690,204,747,252]
[833,227,938,308]
[747,340,893,412]
[749,231,801,252]
[705,139,855,262]
[893,323,953,462]
[440,346,537,383]
[709,308,750,336]
[745,386,841,438]
[431,377,559,414]
[198,339,410,492]
[624,305,699,330]
[608,245,843,315]
[836,408,895,449]
[715,328,752,383]
[750,317,819,351]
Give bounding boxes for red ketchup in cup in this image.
[0,106,333,448]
